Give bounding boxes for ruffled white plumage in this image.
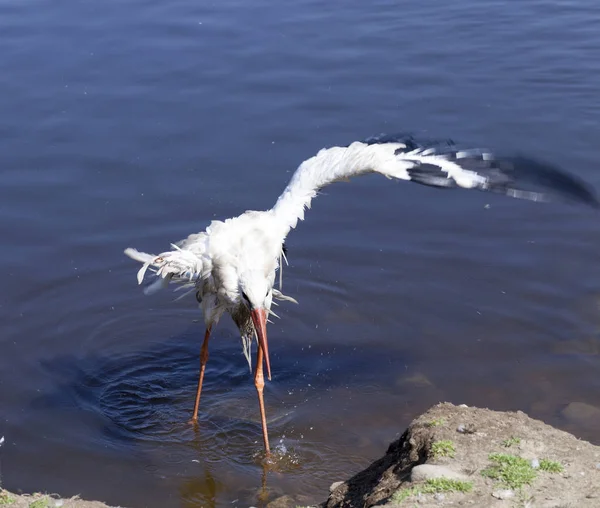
[125,133,597,355]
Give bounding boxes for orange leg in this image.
[190,326,212,423]
[254,344,271,455]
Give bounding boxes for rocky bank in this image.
[319,403,600,508]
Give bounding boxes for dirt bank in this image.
[321,403,600,508]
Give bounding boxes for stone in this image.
[329,481,344,493]
[562,402,600,423]
[410,464,470,483]
[397,372,434,388]
[457,423,477,434]
[266,495,315,508]
[492,489,515,500]
[266,496,294,508]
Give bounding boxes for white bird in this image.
[124,133,597,455]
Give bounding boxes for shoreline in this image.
[0,492,115,508]
[321,402,600,508]
[3,403,599,507]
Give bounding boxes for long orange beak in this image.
[251,308,271,381]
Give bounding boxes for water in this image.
[1,0,600,506]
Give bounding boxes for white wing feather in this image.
[271,136,598,238]
[124,246,206,287]
[124,133,597,310]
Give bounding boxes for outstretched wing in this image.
[271,133,598,235]
[364,133,599,205]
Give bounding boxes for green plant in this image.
[539,459,563,473]
[426,417,446,427]
[481,453,536,489]
[502,436,521,448]
[0,490,16,505]
[431,440,456,459]
[392,478,473,503]
[29,496,50,508]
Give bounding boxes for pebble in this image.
[266,495,315,508]
[457,423,476,434]
[531,458,540,469]
[411,464,470,482]
[596,463,600,470]
[398,372,434,388]
[329,481,344,492]
[562,402,600,423]
[492,489,515,500]
[434,493,445,502]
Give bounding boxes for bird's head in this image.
[238,270,274,380]
[211,216,281,379]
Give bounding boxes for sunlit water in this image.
[1,0,600,506]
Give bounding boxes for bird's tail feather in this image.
[124,246,205,292]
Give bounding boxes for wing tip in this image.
[363,133,599,209]
[503,156,599,209]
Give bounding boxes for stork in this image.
[124,133,597,455]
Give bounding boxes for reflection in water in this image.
[178,462,275,508]
[180,467,220,508]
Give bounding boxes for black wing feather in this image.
[364,132,599,208]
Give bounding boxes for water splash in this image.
[253,436,302,472]
[275,439,287,456]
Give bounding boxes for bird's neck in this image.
[270,142,402,236]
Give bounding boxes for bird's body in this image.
[125,134,597,455]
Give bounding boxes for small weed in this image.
[481,453,536,489]
[391,478,473,503]
[29,496,50,508]
[391,488,415,503]
[518,491,535,508]
[431,440,456,459]
[426,417,446,427]
[539,459,563,473]
[502,436,521,448]
[422,478,473,493]
[0,490,16,505]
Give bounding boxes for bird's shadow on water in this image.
[29,325,415,505]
